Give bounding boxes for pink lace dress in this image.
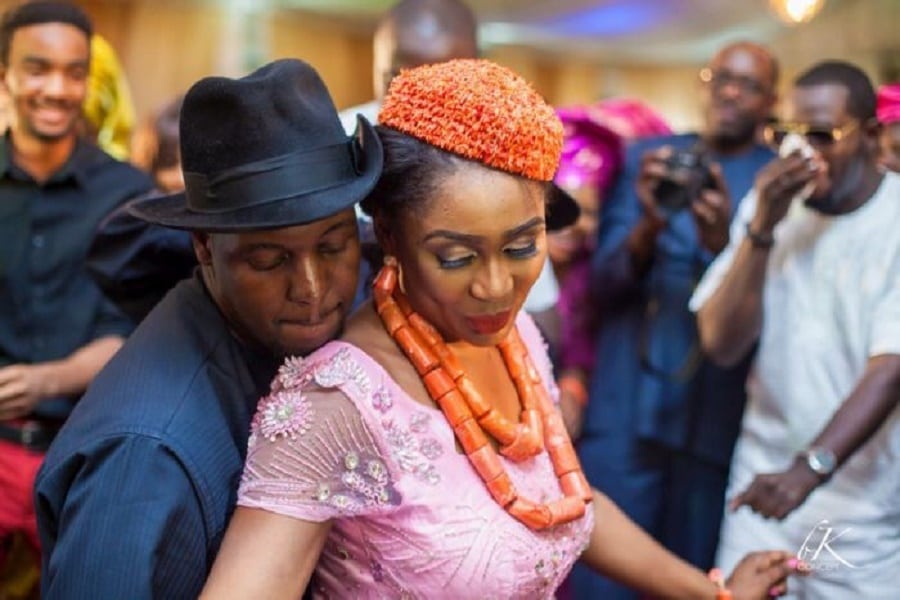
[238,313,595,599]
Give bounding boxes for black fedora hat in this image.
[129,59,382,231]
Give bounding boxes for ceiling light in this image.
[768,0,826,25]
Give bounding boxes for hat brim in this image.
[128,117,383,232]
[546,184,580,231]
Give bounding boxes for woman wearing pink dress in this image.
[201,60,803,599]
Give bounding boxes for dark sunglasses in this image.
[763,120,859,149]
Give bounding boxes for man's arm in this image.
[696,152,817,366]
[695,234,769,367]
[730,354,900,519]
[590,147,663,307]
[0,336,123,420]
[804,354,900,469]
[37,436,210,599]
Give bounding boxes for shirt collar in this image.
[0,132,92,188]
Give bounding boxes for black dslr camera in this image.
[653,148,715,215]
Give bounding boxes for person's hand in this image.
[557,370,587,440]
[750,152,819,235]
[691,162,732,254]
[0,363,49,420]
[728,459,821,520]
[634,146,675,224]
[725,550,808,599]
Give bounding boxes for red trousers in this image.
[0,439,43,561]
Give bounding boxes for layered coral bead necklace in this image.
[372,260,593,530]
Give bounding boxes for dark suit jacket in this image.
[35,275,279,599]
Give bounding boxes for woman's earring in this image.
[396,261,407,294]
[382,255,407,294]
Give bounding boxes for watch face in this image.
[808,448,836,475]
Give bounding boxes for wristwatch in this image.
[800,447,837,478]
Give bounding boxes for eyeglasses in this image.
[762,120,859,149]
[699,68,769,96]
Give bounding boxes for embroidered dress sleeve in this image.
[238,357,401,523]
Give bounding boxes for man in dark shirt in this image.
[35,58,383,598]
[0,1,151,585]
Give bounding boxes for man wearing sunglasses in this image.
[692,60,900,598]
[571,41,779,598]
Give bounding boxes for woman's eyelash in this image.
[438,255,475,269]
[505,241,538,258]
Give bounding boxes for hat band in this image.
[184,140,361,214]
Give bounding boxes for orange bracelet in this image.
[708,568,733,599]
[558,374,588,407]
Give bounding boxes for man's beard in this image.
[805,154,867,215]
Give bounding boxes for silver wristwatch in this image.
[800,447,837,477]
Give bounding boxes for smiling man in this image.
[0,2,151,590]
[34,58,382,599]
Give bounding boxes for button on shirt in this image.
[0,136,152,417]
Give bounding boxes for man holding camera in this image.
[570,41,778,598]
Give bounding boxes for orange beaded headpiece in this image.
[378,59,564,182]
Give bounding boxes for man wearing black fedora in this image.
[33,58,382,598]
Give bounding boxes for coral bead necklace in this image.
[372,260,592,530]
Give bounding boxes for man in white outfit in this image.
[691,60,900,599]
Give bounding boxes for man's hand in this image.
[750,152,819,235]
[635,146,675,223]
[0,363,49,420]
[728,459,821,520]
[691,163,732,254]
[726,550,808,599]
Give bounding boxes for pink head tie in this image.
[554,98,672,195]
[877,84,900,125]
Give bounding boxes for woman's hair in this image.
[360,125,462,222]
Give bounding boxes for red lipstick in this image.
[465,311,512,335]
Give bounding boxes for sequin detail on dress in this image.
[315,452,398,511]
[382,413,443,485]
[313,347,371,397]
[271,355,311,392]
[253,389,314,441]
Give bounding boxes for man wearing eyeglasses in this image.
[692,60,900,598]
[570,41,779,599]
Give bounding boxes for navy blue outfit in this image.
[570,134,773,598]
[0,137,151,419]
[87,196,196,326]
[35,275,280,599]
